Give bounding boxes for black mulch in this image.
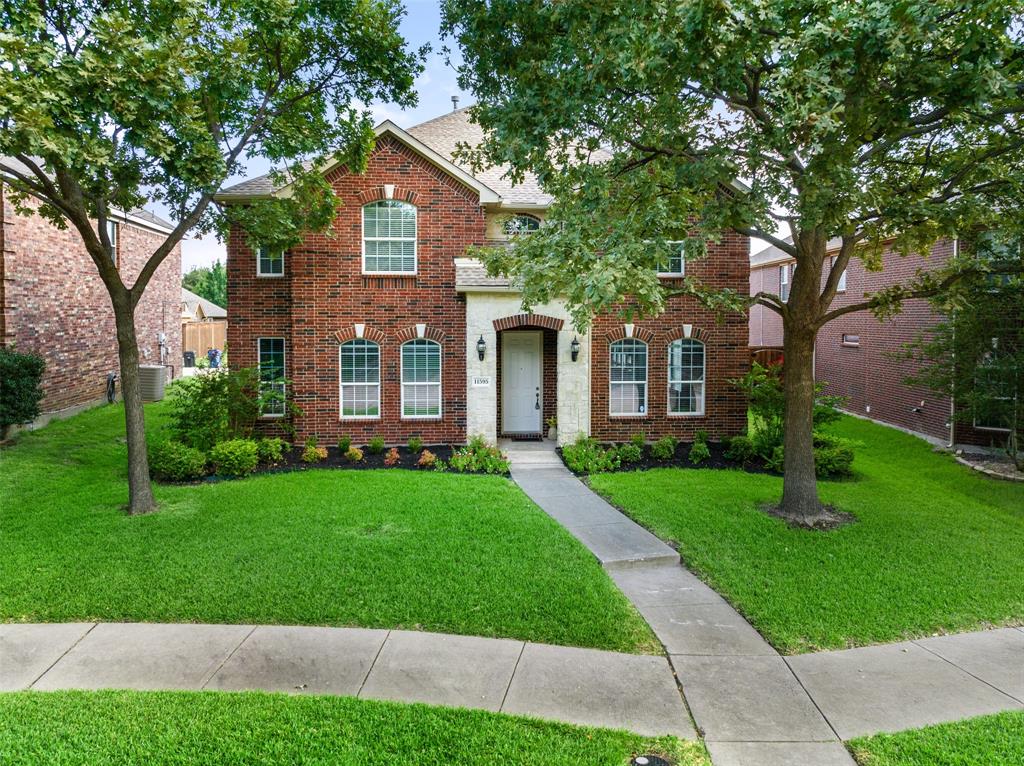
[556,441,774,476]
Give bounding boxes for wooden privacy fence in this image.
[182,320,227,361]
[750,345,784,369]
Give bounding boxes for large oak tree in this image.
[0,0,424,513]
[442,0,1024,523]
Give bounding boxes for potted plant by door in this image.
[546,416,558,442]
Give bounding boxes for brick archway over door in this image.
[493,313,565,332]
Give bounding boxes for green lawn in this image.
[0,403,655,653]
[591,416,1024,653]
[0,690,708,766]
[849,710,1024,766]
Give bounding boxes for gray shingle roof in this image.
[181,287,227,319]
[454,257,515,291]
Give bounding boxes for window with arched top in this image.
[339,339,380,418]
[609,339,648,416]
[363,200,417,273]
[502,213,541,236]
[401,339,441,418]
[668,339,705,415]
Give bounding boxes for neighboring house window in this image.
[610,339,648,416]
[842,334,860,347]
[339,339,380,419]
[668,339,705,415]
[831,256,847,292]
[974,346,1014,431]
[502,214,541,236]
[658,241,686,276]
[257,245,284,276]
[258,337,286,416]
[105,220,118,261]
[363,200,417,273]
[779,264,790,301]
[401,339,441,417]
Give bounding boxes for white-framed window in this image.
[502,213,541,236]
[658,241,686,276]
[974,346,1015,431]
[363,200,417,273]
[340,339,380,419]
[841,334,860,348]
[105,220,119,261]
[258,337,286,417]
[668,339,705,415]
[401,339,441,418]
[779,264,791,301]
[831,256,847,292]
[610,339,648,416]
[257,245,284,276]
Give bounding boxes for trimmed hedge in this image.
[0,347,45,436]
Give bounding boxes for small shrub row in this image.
[765,432,858,478]
[448,436,510,474]
[561,436,622,474]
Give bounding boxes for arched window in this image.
[609,339,647,416]
[401,339,441,418]
[668,339,705,415]
[363,200,416,273]
[502,213,541,236]
[339,339,380,418]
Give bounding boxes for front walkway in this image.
[505,440,1024,766]
[0,621,692,738]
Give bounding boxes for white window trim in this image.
[400,339,442,420]
[105,220,119,263]
[667,339,706,417]
[257,337,286,419]
[362,200,418,275]
[339,340,381,421]
[779,264,790,301]
[609,339,648,417]
[501,213,542,237]
[657,240,686,277]
[831,256,847,293]
[256,245,285,278]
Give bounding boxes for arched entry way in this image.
[493,314,564,438]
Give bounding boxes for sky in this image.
[177,0,466,272]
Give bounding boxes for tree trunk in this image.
[779,321,824,520]
[113,293,157,515]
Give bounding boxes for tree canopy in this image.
[183,261,227,310]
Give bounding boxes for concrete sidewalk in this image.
[0,621,694,739]
[506,441,1024,766]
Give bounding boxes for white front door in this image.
[502,331,542,433]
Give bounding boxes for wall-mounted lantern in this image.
[477,335,487,361]
[570,336,580,362]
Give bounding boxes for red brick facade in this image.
[749,238,1002,447]
[0,185,182,413]
[590,231,752,442]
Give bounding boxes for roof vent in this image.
[451,95,460,111]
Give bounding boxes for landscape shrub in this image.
[417,449,437,467]
[724,435,756,463]
[650,435,678,461]
[209,439,259,476]
[448,436,510,474]
[407,436,423,454]
[256,437,286,464]
[148,440,207,481]
[688,440,711,465]
[368,436,386,455]
[384,447,401,466]
[630,432,646,448]
[561,435,621,473]
[614,442,643,464]
[345,445,364,463]
[301,438,327,464]
[695,430,709,445]
[0,347,45,439]
[337,435,352,453]
[765,435,857,479]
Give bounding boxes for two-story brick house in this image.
[219,109,749,446]
[749,237,1002,448]
[1,178,181,418]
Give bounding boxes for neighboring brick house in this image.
[0,181,182,415]
[749,237,1002,448]
[218,109,749,446]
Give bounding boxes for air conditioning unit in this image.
[139,365,167,401]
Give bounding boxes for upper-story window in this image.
[105,220,119,262]
[610,339,648,416]
[658,241,686,276]
[340,339,380,419]
[502,214,541,236]
[779,264,791,301]
[257,245,284,276]
[831,256,847,292]
[363,200,417,274]
[668,339,705,415]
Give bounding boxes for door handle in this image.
[535,387,540,410]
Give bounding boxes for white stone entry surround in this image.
[464,292,590,446]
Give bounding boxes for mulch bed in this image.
[557,441,774,476]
